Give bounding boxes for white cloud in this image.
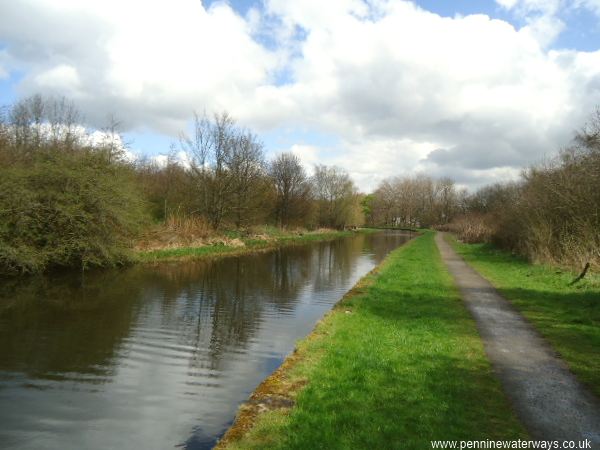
[288,144,321,176]
[494,0,600,46]
[264,0,370,29]
[254,1,600,185]
[496,0,600,16]
[1,0,600,190]
[496,0,521,8]
[34,64,81,91]
[0,0,276,133]
[150,151,191,169]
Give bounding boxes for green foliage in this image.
[360,193,374,223]
[0,150,147,275]
[450,237,600,396]
[227,233,526,449]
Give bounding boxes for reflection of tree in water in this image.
[366,232,413,262]
[0,234,409,381]
[0,270,147,379]
[270,247,312,305]
[311,235,366,291]
[161,248,316,371]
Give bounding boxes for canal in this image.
[0,231,411,449]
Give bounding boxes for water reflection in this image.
[0,231,411,450]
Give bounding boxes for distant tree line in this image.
[364,175,465,228]
[0,96,364,275]
[361,108,600,269]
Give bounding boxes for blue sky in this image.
[1,0,599,189]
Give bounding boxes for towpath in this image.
[435,232,600,445]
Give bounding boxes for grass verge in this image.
[216,231,527,450]
[448,236,600,397]
[136,229,377,263]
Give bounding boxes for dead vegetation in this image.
[135,215,215,251]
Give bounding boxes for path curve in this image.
[435,233,600,444]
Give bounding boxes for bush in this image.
[444,214,496,244]
[0,150,147,275]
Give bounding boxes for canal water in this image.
[0,231,411,450]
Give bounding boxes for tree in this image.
[135,147,193,221]
[311,165,363,228]
[179,112,273,229]
[370,175,461,228]
[360,194,375,226]
[269,153,312,228]
[227,131,269,228]
[181,112,237,229]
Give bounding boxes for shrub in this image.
[445,214,496,244]
[0,150,147,275]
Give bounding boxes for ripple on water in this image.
[0,231,413,450]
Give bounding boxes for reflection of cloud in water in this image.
[0,231,412,450]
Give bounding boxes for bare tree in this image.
[435,177,458,225]
[312,165,362,228]
[180,111,268,229]
[7,95,83,155]
[269,152,310,228]
[99,114,127,164]
[180,112,232,229]
[371,175,462,228]
[228,131,267,228]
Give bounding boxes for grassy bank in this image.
[217,232,526,449]
[136,228,377,263]
[449,236,600,397]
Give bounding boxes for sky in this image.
[1,0,600,191]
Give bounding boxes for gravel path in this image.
[435,233,600,445]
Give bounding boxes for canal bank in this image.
[136,228,379,264]
[216,232,526,449]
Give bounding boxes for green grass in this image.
[136,229,378,263]
[223,232,526,449]
[449,236,600,397]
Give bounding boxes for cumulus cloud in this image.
[1,0,600,190]
[0,0,276,132]
[262,1,600,188]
